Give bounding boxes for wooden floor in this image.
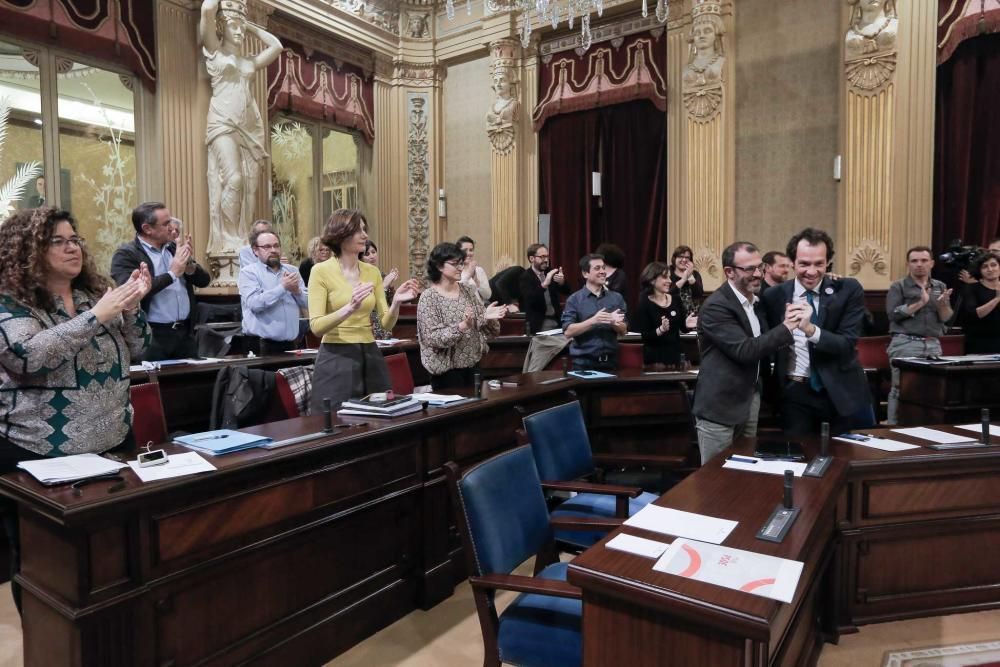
[0,578,996,666]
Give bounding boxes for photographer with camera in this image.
[956,239,1000,285]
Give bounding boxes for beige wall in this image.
[734,0,841,254]
[442,55,494,273]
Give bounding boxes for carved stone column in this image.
[839,0,935,285]
[156,0,210,269]
[371,58,442,282]
[487,38,527,270]
[673,0,735,291]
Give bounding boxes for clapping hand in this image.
[458,307,476,332]
[392,278,421,303]
[657,315,670,336]
[484,301,507,320]
[462,259,479,283]
[553,267,565,284]
[936,288,953,307]
[384,268,399,290]
[504,303,519,315]
[348,282,375,312]
[591,308,615,326]
[958,269,977,285]
[281,270,301,294]
[610,309,625,327]
[93,280,147,324]
[685,313,698,329]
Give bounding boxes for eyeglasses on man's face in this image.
[255,243,281,251]
[49,236,85,250]
[731,263,766,275]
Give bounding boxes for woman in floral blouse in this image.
[0,206,151,610]
[417,243,509,391]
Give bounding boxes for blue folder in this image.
[173,429,273,455]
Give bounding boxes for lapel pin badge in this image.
[825,287,834,295]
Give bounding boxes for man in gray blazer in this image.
[692,242,804,465]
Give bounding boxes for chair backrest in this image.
[522,401,594,482]
[447,446,552,576]
[940,334,964,356]
[130,382,168,446]
[384,353,415,394]
[856,335,891,369]
[274,373,300,418]
[618,343,644,369]
[499,317,525,336]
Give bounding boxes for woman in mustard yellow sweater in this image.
[308,209,420,409]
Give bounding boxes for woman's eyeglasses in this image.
[50,236,85,249]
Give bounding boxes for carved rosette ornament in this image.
[682,0,725,122]
[844,0,898,94]
[848,242,889,277]
[407,94,431,282]
[486,39,520,155]
[694,246,720,279]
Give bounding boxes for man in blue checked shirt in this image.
[238,229,308,355]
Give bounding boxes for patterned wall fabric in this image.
[267,40,375,143]
[533,31,667,132]
[0,0,156,89]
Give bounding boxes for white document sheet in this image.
[624,505,737,544]
[722,457,808,476]
[834,434,922,451]
[653,538,804,604]
[127,452,217,482]
[534,328,564,336]
[17,454,126,485]
[890,427,976,444]
[956,423,1000,437]
[605,534,670,559]
[410,393,466,405]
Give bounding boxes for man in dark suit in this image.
[111,202,211,361]
[519,243,570,335]
[762,228,872,437]
[692,242,801,465]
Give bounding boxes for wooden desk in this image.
[567,424,1000,666]
[0,370,697,666]
[132,342,426,433]
[895,359,1000,424]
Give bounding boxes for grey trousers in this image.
[886,335,941,425]
[310,342,391,412]
[695,389,761,466]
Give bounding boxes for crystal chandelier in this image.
[444,0,670,49]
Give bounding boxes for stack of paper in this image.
[834,433,921,451]
[17,454,127,485]
[722,456,809,476]
[890,427,975,444]
[174,430,273,455]
[338,396,423,418]
[410,393,467,406]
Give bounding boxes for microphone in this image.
[323,398,333,434]
[820,421,830,457]
[783,470,794,510]
[983,408,991,446]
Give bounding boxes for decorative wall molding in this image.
[682,0,725,122]
[845,52,896,92]
[539,13,668,58]
[317,0,401,35]
[848,241,889,277]
[407,93,431,282]
[693,246,720,279]
[394,60,446,86]
[269,13,377,75]
[844,0,898,95]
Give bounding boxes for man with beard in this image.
[692,242,802,465]
[761,250,792,296]
[238,230,307,355]
[519,243,570,334]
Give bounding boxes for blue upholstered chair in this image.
[446,446,602,667]
[522,400,680,550]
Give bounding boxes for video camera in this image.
[938,239,989,270]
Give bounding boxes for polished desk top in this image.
[567,423,1000,647]
[0,369,698,521]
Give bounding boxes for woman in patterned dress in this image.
[417,243,509,391]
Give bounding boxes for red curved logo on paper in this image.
[740,578,776,593]
[679,544,702,577]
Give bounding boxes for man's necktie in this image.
[805,290,822,391]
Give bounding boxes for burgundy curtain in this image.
[933,34,1000,250]
[540,99,666,310]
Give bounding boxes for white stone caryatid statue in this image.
[682,0,725,121]
[486,65,519,154]
[844,0,898,92]
[199,0,282,254]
